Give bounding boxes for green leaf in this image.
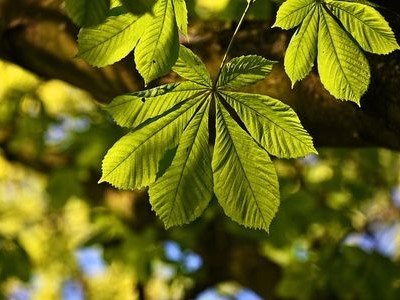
[100,96,202,189]
[284,5,318,85]
[77,13,145,67]
[173,45,213,87]
[338,0,378,7]
[212,102,280,231]
[172,0,188,36]
[65,0,110,26]
[111,0,121,8]
[106,81,205,128]
[217,55,275,89]
[135,0,179,84]
[273,0,315,29]
[120,0,157,14]
[326,0,400,54]
[221,91,316,158]
[100,44,316,231]
[318,6,370,102]
[149,101,213,228]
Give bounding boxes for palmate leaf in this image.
[77,13,145,67]
[149,101,213,228]
[212,102,279,231]
[135,0,180,84]
[326,0,399,54]
[65,0,110,27]
[274,0,399,102]
[101,45,315,231]
[217,55,275,89]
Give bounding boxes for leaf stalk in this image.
[213,0,256,89]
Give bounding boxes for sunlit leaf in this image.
[149,101,213,228]
[326,0,399,54]
[106,81,204,128]
[172,0,188,36]
[273,0,315,29]
[100,45,315,230]
[173,45,212,87]
[77,13,144,67]
[221,91,316,158]
[100,96,202,189]
[284,5,318,85]
[135,0,179,83]
[318,6,370,102]
[217,55,275,89]
[212,102,279,231]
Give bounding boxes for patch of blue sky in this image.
[196,287,262,300]
[343,222,400,258]
[183,252,203,272]
[236,288,263,300]
[391,185,400,208]
[300,153,319,166]
[343,232,376,253]
[44,116,90,146]
[373,223,400,258]
[8,287,31,300]
[164,240,184,262]
[75,247,106,277]
[62,280,85,300]
[196,289,230,300]
[164,240,203,272]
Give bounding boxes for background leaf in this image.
[135,0,180,84]
[273,0,315,29]
[149,102,213,228]
[212,102,280,231]
[318,6,370,102]
[77,13,144,67]
[218,55,275,89]
[284,6,318,85]
[65,0,110,26]
[172,0,188,36]
[327,0,400,54]
[120,0,157,14]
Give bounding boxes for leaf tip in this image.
[98,176,107,184]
